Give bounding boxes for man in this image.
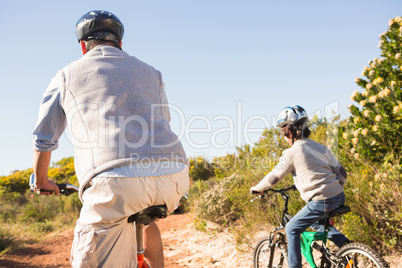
[32,10,189,267]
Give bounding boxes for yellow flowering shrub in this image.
[372,77,384,85]
[346,15,401,166]
[363,110,370,117]
[350,90,359,101]
[369,95,378,103]
[338,15,402,251]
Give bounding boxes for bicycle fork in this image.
[268,227,288,267]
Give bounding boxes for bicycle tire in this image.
[253,237,288,268]
[332,242,389,268]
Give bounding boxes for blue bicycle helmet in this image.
[276,105,308,128]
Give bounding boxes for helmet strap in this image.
[116,41,122,50]
[80,41,88,55]
[286,125,296,145]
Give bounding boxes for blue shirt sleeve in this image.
[32,72,67,152]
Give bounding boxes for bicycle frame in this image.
[254,186,388,268]
[263,185,333,268]
[301,230,329,267]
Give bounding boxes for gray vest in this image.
[59,46,187,197]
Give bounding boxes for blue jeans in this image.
[285,192,348,268]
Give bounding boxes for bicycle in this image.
[29,174,167,268]
[251,185,389,268]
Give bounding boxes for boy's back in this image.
[286,139,345,202]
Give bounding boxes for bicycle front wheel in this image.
[253,237,288,268]
[333,242,389,268]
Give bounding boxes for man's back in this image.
[60,45,187,196]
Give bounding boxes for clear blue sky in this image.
[0,1,401,176]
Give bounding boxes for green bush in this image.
[196,174,243,225]
[20,195,58,223]
[188,156,215,181]
[0,157,81,253]
[0,229,14,253]
[31,220,54,233]
[342,212,371,242]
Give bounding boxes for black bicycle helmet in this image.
[75,10,124,43]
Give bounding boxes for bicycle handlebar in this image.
[29,174,79,196]
[265,184,297,194]
[251,184,297,202]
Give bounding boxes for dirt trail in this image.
[0,213,250,268]
[0,213,400,267]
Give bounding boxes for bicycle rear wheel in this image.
[333,242,389,268]
[253,237,288,268]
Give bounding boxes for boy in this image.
[250,105,349,268]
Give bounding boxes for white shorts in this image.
[70,167,189,267]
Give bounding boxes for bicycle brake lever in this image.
[58,184,76,196]
[251,194,267,202]
[251,196,261,202]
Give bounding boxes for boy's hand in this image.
[250,186,262,195]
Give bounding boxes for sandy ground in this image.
[0,213,400,267]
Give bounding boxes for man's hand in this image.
[33,150,60,195]
[35,178,60,196]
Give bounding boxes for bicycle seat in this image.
[327,206,351,219]
[127,205,168,225]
